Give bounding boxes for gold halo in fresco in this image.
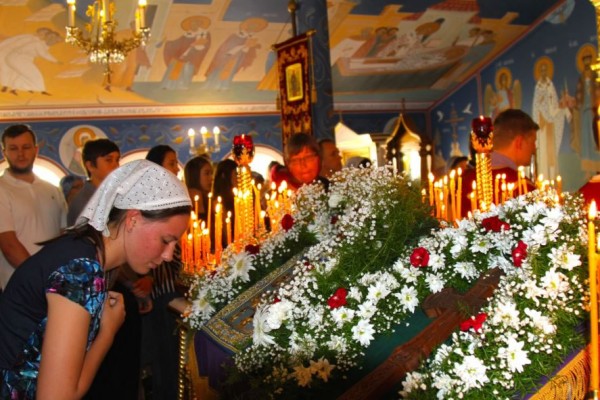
[533,56,554,81]
[576,43,596,73]
[180,16,211,31]
[495,67,512,90]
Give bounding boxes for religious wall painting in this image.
[0,1,567,114]
[484,67,522,120]
[571,42,600,176]
[58,125,107,176]
[160,15,212,91]
[531,55,573,180]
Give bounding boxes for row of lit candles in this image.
[425,167,562,223]
[181,179,294,275]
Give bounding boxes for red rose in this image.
[410,247,430,268]
[327,287,348,309]
[331,215,339,225]
[273,297,281,304]
[481,216,510,232]
[281,214,295,231]
[460,312,487,332]
[244,244,260,255]
[511,240,528,267]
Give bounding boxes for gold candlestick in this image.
[471,116,494,212]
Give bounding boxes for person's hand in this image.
[99,291,126,337]
[132,276,153,298]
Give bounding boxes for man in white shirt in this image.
[0,124,67,289]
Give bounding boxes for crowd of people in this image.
[0,108,597,398]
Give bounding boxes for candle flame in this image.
[590,200,597,220]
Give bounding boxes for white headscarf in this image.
[77,159,191,236]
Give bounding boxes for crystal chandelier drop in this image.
[65,0,150,85]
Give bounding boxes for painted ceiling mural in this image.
[0,0,562,117]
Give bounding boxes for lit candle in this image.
[194,195,199,218]
[449,170,456,221]
[428,172,434,207]
[102,0,109,21]
[392,149,397,176]
[260,210,266,233]
[457,168,462,219]
[67,0,76,27]
[469,192,476,214]
[589,201,599,394]
[213,126,220,146]
[138,0,146,28]
[471,180,477,210]
[206,193,212,251]
[556,175,562,199]
[494,174,500,205]
[215,201,222,261]
[200,126,208,145]
[517,166,524,196]
[226,211,232,246]
[188,128,195,150]
[134,9,141,32]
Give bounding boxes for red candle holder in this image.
[471,116,493,153]
[233,134,255,165]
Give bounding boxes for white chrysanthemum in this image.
[400,371,424,396]
[266,299,293,330]
[549,246,581,271]
[498,337,530,373]
[227,251,255,282]
[398,263,423,283]
[452,355,489,390]
[450,234,468,257]
[367,280,391,302]
[352,319,375,346]
[491,301,520,329]
[426,273,445,293]
[347,286,363,302]
[330,307,355,327]
[470,237,492,254]
[252,306,276,347]
[326,335,347,352]
[395,285,419,313]
[524,308,556,335]
[357,301,377,319]
[455,261,478,280]
[541,269,569,297]
[190,290,215,318]
[428,252,446,271]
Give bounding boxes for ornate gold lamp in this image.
[471,116,494,212]
[65,0,150,86]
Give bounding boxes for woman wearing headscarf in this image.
[0,160,191,399]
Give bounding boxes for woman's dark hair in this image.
[184,155,212,191]
[284,133,319,161]
[146,145,176,166]
[212,159,238,213]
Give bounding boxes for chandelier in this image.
[188,126,221,157]
[65,0,150,85]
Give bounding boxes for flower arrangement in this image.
[185,165,590,399]
[400,192,588,399]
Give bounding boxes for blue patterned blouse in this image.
[0,252,105,399]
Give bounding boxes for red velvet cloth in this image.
[579,178,600,207]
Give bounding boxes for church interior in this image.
[1,0,600,399]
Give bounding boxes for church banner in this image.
[273,31,315,153]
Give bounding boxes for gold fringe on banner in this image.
[529,345,591,400]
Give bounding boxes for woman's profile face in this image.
[125,212,189,275]
[161,151,180,175]
[200,163,213,193]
